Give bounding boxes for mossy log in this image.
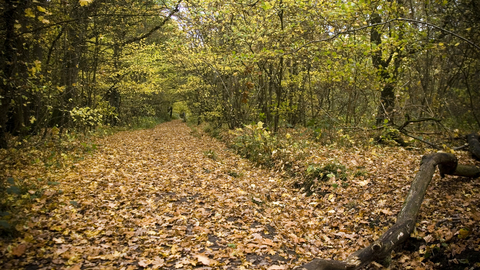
[296,153,480,270]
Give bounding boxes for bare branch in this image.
[122,0,182,45]
[287,18,480,56]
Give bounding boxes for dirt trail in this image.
[3,120,319,269]
[4,120,480,269]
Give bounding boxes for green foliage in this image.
[203,149,218,160]
[354,169,368,177]
[203,123,223,139]
[299,163,348,195]
[1,0,479,151]
[230,122,278,166]
[377,125,406,146]
[0,177,45,236]
[230,121,308,168]
[128,116,166,130]
[70,106,105,131]
[227,170,242,178]
[189,127,202,138]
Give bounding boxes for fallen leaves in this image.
[1,120,479,269]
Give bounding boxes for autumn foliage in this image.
[1,121,479,269]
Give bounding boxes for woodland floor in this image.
[1,120,480,270]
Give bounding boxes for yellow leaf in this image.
[25,8,36,18]
[37,6,46,12]
[171,244,178,254]
[68,264,82,270]
[458,228,470,239]
[79,0,93,7]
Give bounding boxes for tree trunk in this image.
[296,153,480,270]
[467,133,480,160]
[0,0,19,148]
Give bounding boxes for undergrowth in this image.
[0,130,99,236]
[222,121,356,195]
[229,121,309,168]
[297,163,349,195]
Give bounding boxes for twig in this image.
[453,144,469,151]
[398,129,440,149]
[397,117,441,131]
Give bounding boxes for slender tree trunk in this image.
[273,0,285,133]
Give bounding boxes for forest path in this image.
[3,120,480,270]
[5,120,314,269]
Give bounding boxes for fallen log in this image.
[467,133,480,160]
[296,153,480,270]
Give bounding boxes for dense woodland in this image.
[1,0,479,147]
[1,0,480,269]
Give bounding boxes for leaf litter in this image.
[1,120,480,269]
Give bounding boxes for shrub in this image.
[297,163,348,195]
[230,121,308,168]
[230,121,278,166]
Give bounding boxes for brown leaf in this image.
[68,264,82,270]
[194,254,211,265]
[151,256,165,269]
[267,265,287,270]
[138,259,149,267]
[12,244,27,257]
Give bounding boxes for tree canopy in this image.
[1,0,479,147]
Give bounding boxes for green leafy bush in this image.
[70,102,117,132]
[230,121,308,168]
[230,121,278,166]
[297,163,348,195]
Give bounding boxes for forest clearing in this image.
[1,120,480,269]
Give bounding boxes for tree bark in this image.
[0,0,19,148]
[296,153,479,270]
[467,133,480,160]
